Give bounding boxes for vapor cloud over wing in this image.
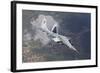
[30,14,58,46]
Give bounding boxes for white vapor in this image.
[31,14,58,46]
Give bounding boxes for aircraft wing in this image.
[58,35,79,53]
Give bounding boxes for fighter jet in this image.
[31,15,79,53]
[40,16,79,53]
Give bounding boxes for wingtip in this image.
[74,49,80,54]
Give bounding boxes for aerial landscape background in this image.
[22,10,91,63]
